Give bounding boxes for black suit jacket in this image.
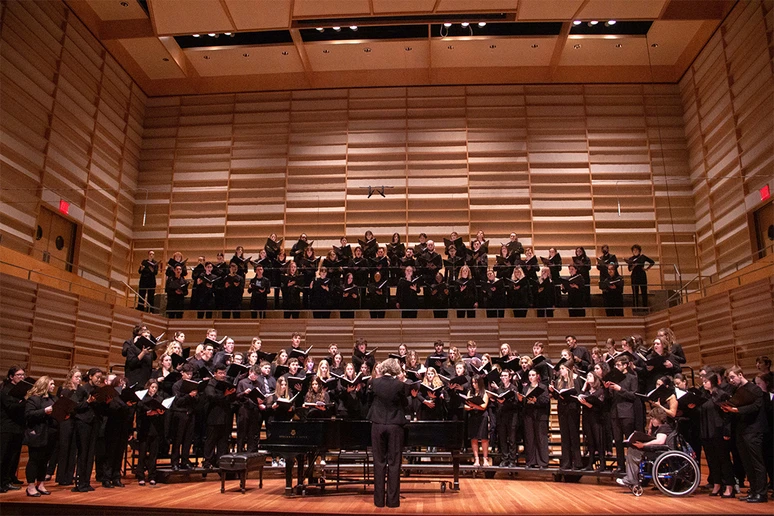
[609,373,638,419]
[368,376,407,426]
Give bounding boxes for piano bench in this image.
[218,452,267,494]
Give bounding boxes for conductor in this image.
[368,358,408,508]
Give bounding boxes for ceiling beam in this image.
[158,36,200,79]
[289,28,314,88]
[99,18,155,40]
[548,21,571,79]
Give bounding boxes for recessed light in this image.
[478,22,486,27]
[120,1,129,7]
[651,43,658,48]
[224,33,232,36]
[281,51,289,56]
[489,44,496,49]
[572,20,582,26]
[350,26,358,31]
[573,44,581,49]
[443,23,452,28]
[405,47,412,51]
[615,43,623,48]
[332,26,341,32]
[461,22,469,27]
[322,49,330,54]
[192,34,200,38]
[162,57,169,61]
[531,44,539,49]
[208,33,216,37]
[447,45,454,50]
[363,48,371,53]
[316,27,324,32]
[606,20,617,26]
[203,55,210,59]
[243,53,250,57]
[589,20,599,26]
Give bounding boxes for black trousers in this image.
[456,309,476,318]
[557,404,582,469]
[632,284,648,308]
[611,417,634,471]
[170,411,194,466]
[737,429,767,497]
[137,287,155,312]
[26,440,56,484]
[203,424,230,467]
[74,419,98,488]
[523,415,549,467]
[583,412,604,468]
[703,435,734,488]
[137,432,159,481]
[497,410,518,462]
[0,431,23,486]
[236,407,262,453]
[103,418,130,483]
[55,419,77,484]
[371,423,403,508]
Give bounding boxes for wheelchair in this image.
[629,430,701,497]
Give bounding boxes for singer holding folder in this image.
[368,359,408,508]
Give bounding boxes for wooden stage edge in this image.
[0,473,769,516]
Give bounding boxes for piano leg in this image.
[283,454,294,496]
[452,452,460,491]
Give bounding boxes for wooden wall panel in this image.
[680,0,774,280]
[0,0,146,291]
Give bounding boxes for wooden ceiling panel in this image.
[559,37,650,67]
[85,0,148,20]
[436,0,520,13]
[292,0,371,18]
[431,37,555,68]
[517,0,584,21]
[184,44,304,76]
[576,0,668,20]
[645,20,706,65]
[306,41,430,72]
[150,0,234,35]
[119,37,187,79]
[372,0,437,15]
[224,0,291,31]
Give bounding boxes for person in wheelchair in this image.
[616,406,673,487]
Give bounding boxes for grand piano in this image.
[263,419,465,496]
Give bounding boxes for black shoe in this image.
[171,465,179,471]
[720,492,735,498]
[37,489,51,495]
[499,461,509,468]
[0,486,8,493]
[745,495,767,503]
[709,490,721,497]
[10,478,23,485]
[112,480,125,488]
[71,486,89,493]
[85,485,95,491]
[26,489,41,497]
[5,484,20,491]
[102,480,114,489]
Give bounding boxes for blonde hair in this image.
[27,376,53,399]
[422,367,443,388]
[63,367,81,390]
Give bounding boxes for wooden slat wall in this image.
[680,0,774,280]
[134,83,697,291]
[0,0,146,288]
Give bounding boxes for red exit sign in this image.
[59,199,70,215]
[761,185,770,202]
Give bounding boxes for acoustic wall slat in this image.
[0,275,37,372]
[680,0,773,280]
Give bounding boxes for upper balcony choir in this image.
[2,325,771,502]
[136,231,658,318]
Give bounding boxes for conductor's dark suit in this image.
[368,375,408,508]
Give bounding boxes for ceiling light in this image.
[447,45,454,50]
[573,44,581,49]
[531,44,539,48]
[162,57,169,61]
[615,43,623,48]
[316,27,324,32]
[651,43,658,48]
[589,20,598,26]
[461,22,469,27]
[243,53,249,57]
[192,34,200,38]
[224,33,232,36]
[322,49,330,54]
[489,44,496,49]
[208,33,216,37]
[606,20,617,26]
[281,51,289,55]
[572,20,582,26]
[443,23,452,28]
[363,48,371,53]
[203,55,210,59]
[120,1,129,6]
[478,22,486,27]
[405,47,412,51]
[350,26,358,31]
[332,26,341,32]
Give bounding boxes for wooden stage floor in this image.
[0,470,769,516]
